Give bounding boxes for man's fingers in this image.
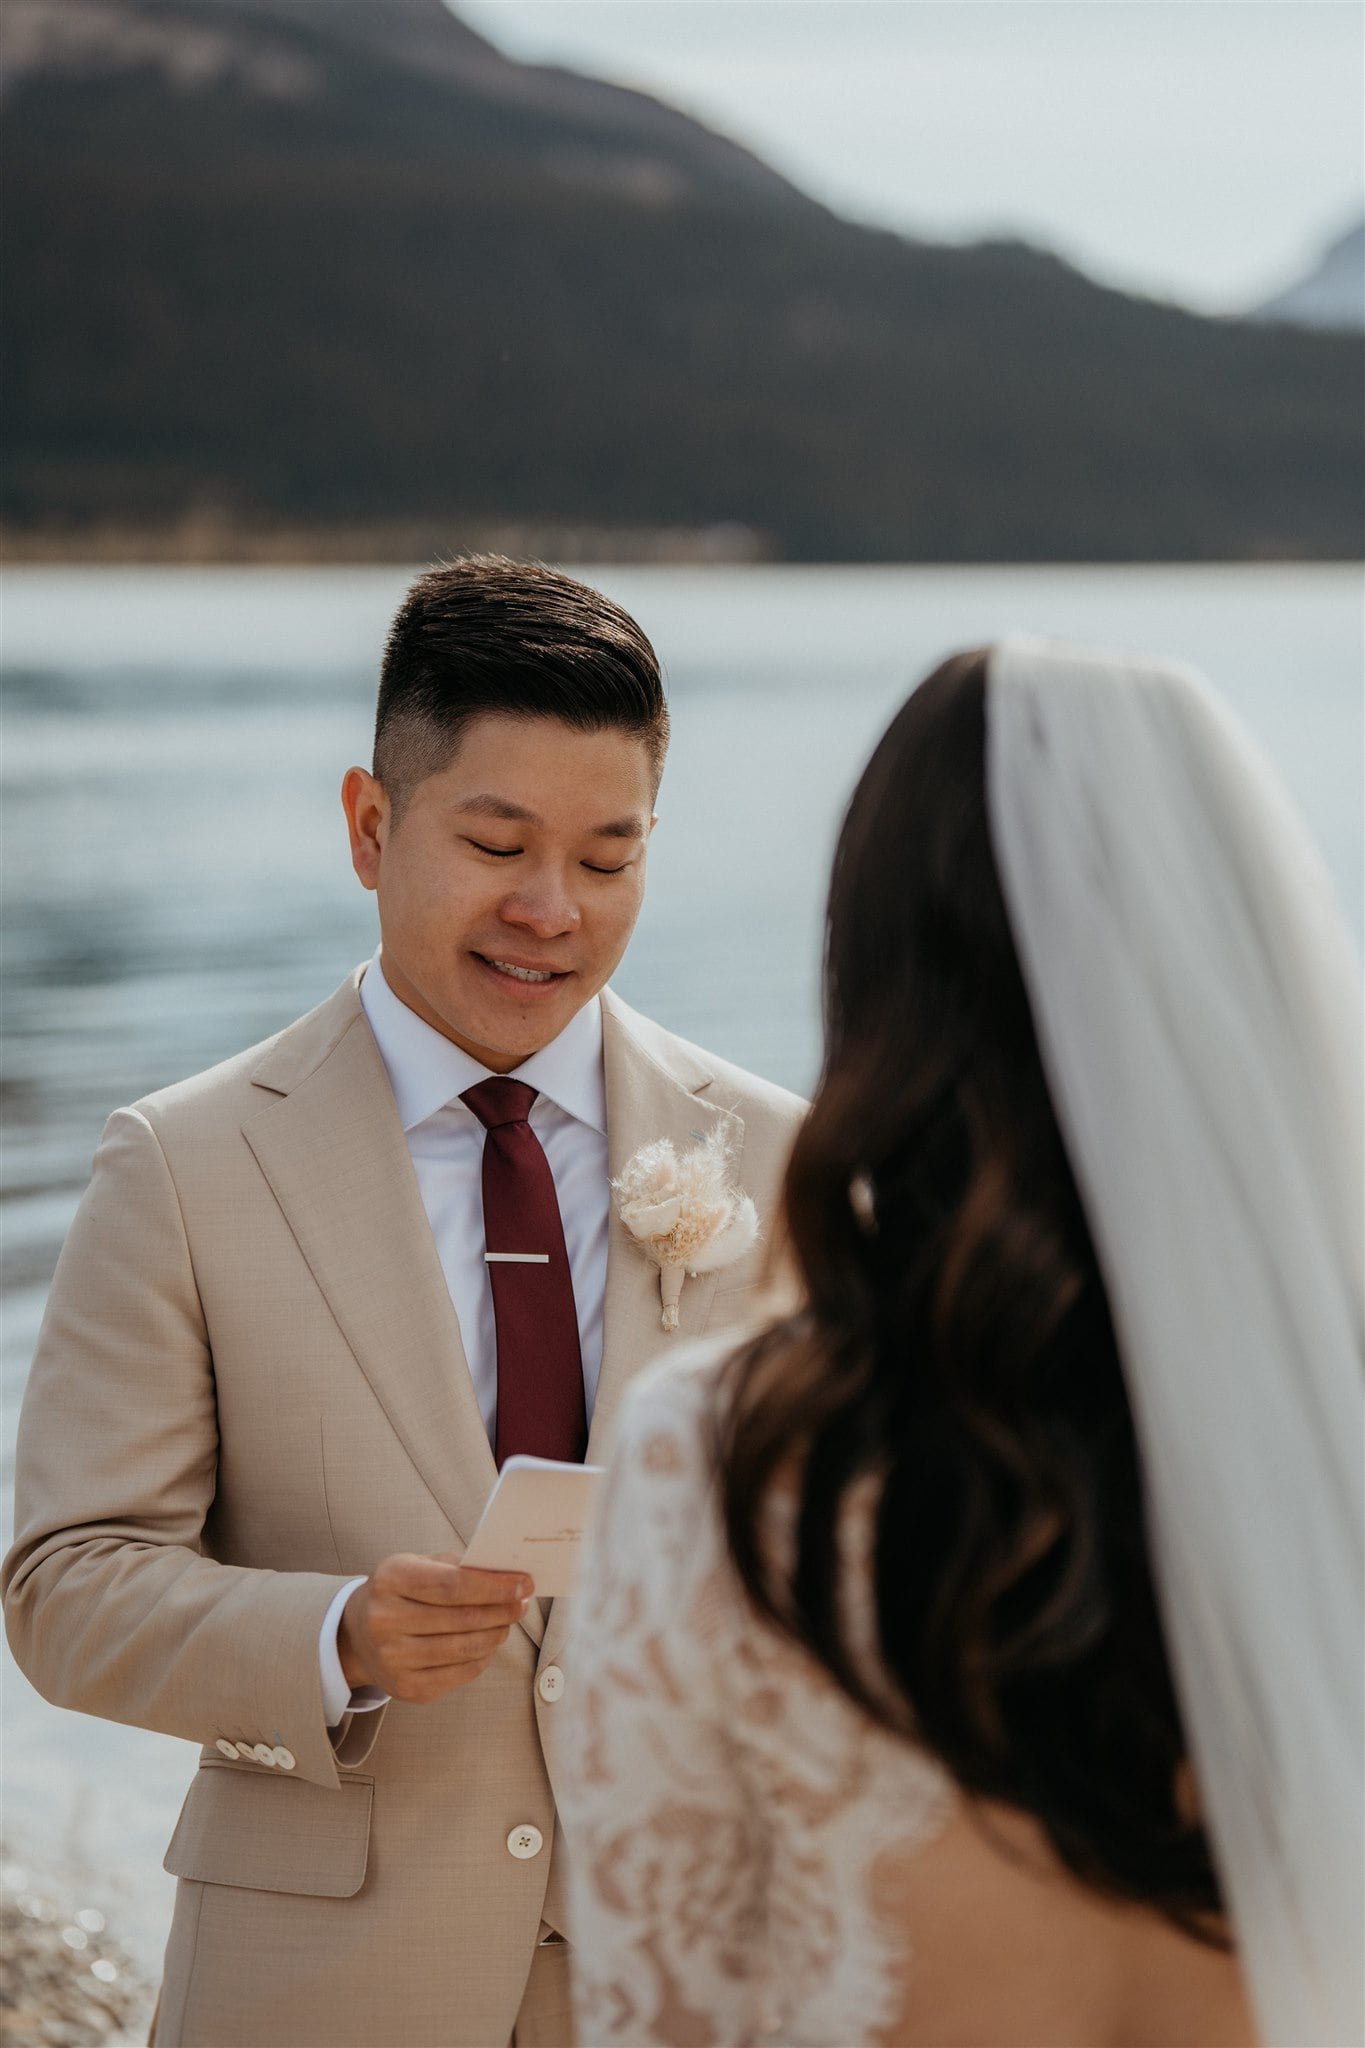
[406,1623,513,1671]
[353,1552,536,1703]
[432,1557,537,1606]
[374,1596,529,1638]
[371,1553,533,1608]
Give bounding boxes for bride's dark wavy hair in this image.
[719,651,1225,1934]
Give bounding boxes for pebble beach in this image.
[1,1859,155,2048]
[1,1857,155,2048]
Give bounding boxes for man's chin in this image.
[448,972,586,1067]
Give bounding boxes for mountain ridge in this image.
[1253,221,1364,336]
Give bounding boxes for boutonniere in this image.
[612,1128,759,1332]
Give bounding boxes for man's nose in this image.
[499,879,582,937]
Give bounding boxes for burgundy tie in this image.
[461,1077,588,1468]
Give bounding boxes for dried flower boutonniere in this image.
[613,1127,759,1331]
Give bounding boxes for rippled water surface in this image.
[2,562,1361,1964]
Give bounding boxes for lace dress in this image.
[562,1341,956,2047]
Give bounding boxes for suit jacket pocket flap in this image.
[164,1762,373,1898]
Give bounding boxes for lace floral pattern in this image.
[563,1342,955,2046]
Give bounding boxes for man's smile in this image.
[473,952,573,991]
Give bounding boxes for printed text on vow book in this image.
[461,1455,605,1595]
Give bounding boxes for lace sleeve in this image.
[563,1364,770,2046]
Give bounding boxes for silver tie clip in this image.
[484,1252,550,1264]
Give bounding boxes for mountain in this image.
[0,0,807,210]
[1253,221,1365,335]
[1,0,1361,562]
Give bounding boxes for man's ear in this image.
[342,767,390,893]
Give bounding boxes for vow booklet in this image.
[461,1455,606,1596]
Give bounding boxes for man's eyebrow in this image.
[454,795,541,825]
[453,795,646,840]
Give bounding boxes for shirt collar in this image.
[359,950,606,1136]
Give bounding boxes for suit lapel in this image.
[243,983,546,1646]
[587,992,744,1468]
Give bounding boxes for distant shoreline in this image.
[3,526,1357,570]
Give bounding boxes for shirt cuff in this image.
[319,1577,390,1728]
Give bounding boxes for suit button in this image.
[271,1747,296,1771]
[215,1740,238,1759]
[252,1743,278,1766]
[507,1825,544,1861]
[537,1665,564,1703]
[233,1742,257,1761]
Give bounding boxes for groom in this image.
[3,560,804,2047]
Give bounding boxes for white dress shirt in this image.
[318,951,611,1724]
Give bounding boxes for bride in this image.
[559,640,1363,2047]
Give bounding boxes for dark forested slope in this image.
[2,0,1360,559]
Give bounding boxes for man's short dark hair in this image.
[374,556,668,818]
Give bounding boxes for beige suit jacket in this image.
[3,970,805,2048]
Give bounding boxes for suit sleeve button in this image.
[233,1742,257,1761]
[215,1739,238,1759]
[271,1747,296,1771]
[507,1825,544,1860]
[252,1743,278,1766]
[537,1665,564,1703]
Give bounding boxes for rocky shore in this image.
[1,1856,155,2048]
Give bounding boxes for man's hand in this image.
[337,1554,533,1705]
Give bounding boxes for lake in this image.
[2,560,1361,1969]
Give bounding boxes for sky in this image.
[456,1,1363,316]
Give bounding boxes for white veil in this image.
[984,638,1364,2048]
